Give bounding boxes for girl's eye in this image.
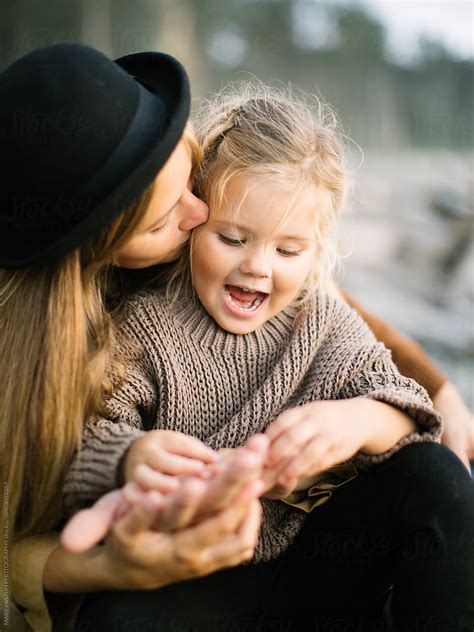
[218,234,245,247]
[277,248,301,257]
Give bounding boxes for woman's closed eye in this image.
[151,219,170,234]
[218,234,245,246]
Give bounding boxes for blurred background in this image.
[1,0,473,405]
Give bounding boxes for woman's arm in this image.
[433,381,474,469]
[10,533,81,632]
[339,288,446,399]
[333,284,473,469]
[47,479,262,593]
[11,469,263,631]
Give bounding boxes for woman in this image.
[1,42,266,632]
[1,44,472,632]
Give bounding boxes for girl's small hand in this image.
[263,400,368,498]
[120,429,218,491]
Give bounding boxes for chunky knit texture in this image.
[64,288,442,562]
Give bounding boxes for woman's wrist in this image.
[43,543,118,593]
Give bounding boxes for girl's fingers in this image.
[165,433,218,463]
[265,410,299,441]
[133,463,181,492]
[278,437,330,481]
[200,450,264,512]
[146,449,209,475]
[151,430,217,464]
[60,489,125,553]
[267,418,317,466]
[243,433,270,456]
[266,476,298,499]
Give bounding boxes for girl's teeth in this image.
[227,291,264,312]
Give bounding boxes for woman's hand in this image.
[101,480,263,590]
[49,479,263,594]
[61,433,269,551]
[435,381,474,472]
[120,429,218,490]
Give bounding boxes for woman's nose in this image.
[178,193,209,231]
[239,248,272,278]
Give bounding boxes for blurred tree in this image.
[0,0,472,148]
[335,5,386,60]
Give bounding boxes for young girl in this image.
[65,85,474,630]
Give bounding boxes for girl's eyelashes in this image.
[218,233,301,256]
[218,234,245,246]
[277,248,301,257]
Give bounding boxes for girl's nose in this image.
[239,248,272,279]
[178,193,209,231]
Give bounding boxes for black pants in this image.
[74,444,474,632]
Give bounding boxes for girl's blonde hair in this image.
[193,82,346,289]
[0,125,198,541]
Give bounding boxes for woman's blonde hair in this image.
[0,125,198,540]
[190,82,346,290]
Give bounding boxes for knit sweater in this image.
[64,287,442,562]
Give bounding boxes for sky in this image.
[361,0,474,63]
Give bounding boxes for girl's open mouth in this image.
[223,284,268,317]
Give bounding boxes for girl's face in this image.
[192,175,318,334]
[116,138,209,269]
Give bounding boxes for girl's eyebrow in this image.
[214,219,313,242]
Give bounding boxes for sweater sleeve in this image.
[62,357,156,517]
[320,296,443,467]
[341,289,447,399]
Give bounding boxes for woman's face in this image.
[116,138,209,268]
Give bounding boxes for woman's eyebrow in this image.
[213,219,312,241]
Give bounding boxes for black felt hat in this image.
[0,42,190,268]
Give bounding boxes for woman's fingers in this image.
[199,498,262,572]
[60,489,126,552]
[153,477,208,531]
[114,490,163,539]
[177,480,263,552]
